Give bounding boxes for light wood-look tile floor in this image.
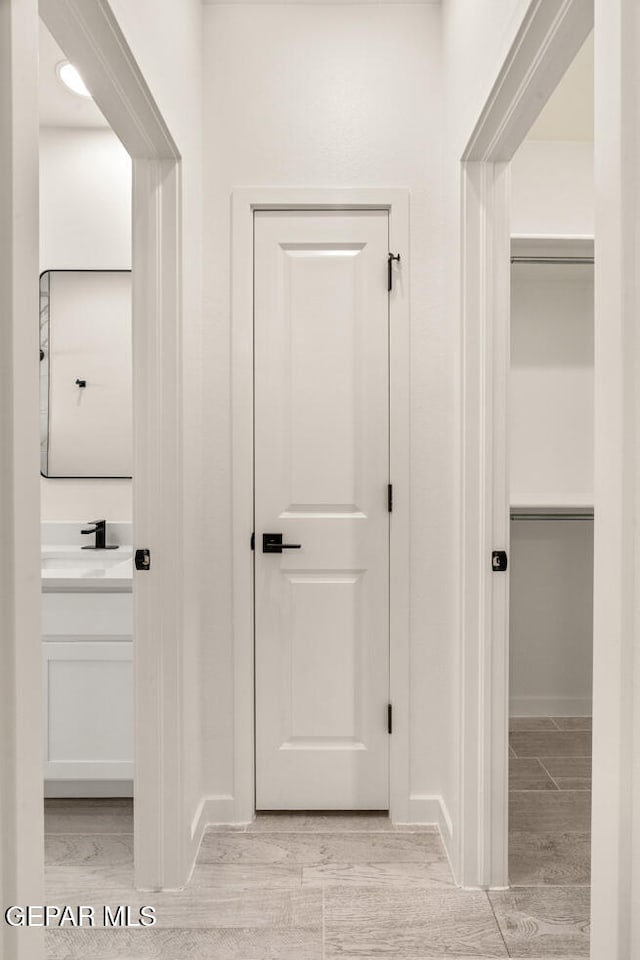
[505,716,592,958]
[43,727,591,960]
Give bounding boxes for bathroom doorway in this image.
[38,14,135,884]
[37,0,188,893]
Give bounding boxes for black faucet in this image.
[81,520,119,550]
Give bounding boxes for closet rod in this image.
[511,256,594,265]
[510,513,594,521]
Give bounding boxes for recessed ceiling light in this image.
[56,61,92,99]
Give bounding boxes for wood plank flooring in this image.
[43,720,591,958]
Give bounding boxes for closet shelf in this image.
[510,503,594,520]
[511,234,594,262]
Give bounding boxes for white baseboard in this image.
[45,779,133,798]
[510,695,592,717]
[187,793,456,886]
[188,794,249,860]
[397,794,454,872]
[190,793,240,838]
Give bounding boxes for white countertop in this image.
[41,545,133,592]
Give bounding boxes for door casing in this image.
[231,188,411,824]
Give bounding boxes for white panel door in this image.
[254,209,390,810]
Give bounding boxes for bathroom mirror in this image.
[40,270,133,478]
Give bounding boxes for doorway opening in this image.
[457,0,594,903]
[37,0,186,893]
[505,36,594,931]
[38,11,135,879]
[507,42,594,910]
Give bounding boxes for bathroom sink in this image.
[42,552,130,570]
[41,546,133,584]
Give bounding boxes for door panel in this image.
[254,210,390,810]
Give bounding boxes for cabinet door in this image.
[43,641,133,781]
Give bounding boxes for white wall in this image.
[510,261,594,506]
[442,0,532,157]
[39,126,132,520]
[40,127,131,269]
[510,518,593,716]
[201,3,451,824]
[511,140,594,236]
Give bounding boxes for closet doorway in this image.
[457,0,596,902]
[507,37,594,900]
[509,247,593,892]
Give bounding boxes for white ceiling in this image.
[39,20,108,128]
[527,32,593,142]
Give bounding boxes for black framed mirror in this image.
[40,269,132,478]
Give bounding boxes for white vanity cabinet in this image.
[42,591,133,797]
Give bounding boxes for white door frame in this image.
[0,3,45,958]
[33,0,186,894]
[457,0,593,888]
[589,3,640,955]
[231,188,411,822]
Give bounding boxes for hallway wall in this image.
[201,3,453,827]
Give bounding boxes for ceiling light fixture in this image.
[56,61,92,99]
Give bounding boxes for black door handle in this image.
[263,533,302,554]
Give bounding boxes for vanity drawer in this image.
[42,592,133,638]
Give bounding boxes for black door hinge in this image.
[491,550,508,572]
[387,703,393,734]
[387,252,401,292]
[388,484,393,513]
[251,532,255,551]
